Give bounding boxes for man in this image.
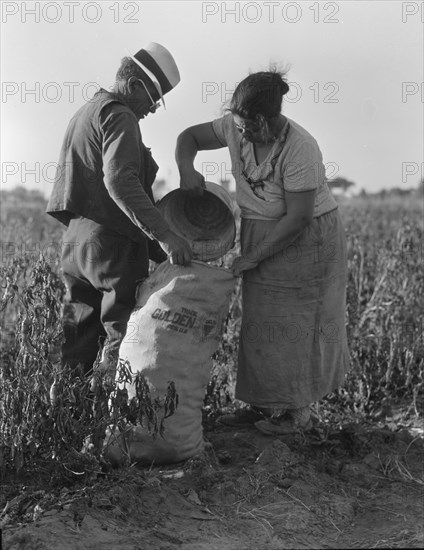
[47,42,192,378]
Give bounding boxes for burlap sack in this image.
[104,260,236,465]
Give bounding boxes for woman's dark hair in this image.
[228,67,290,121]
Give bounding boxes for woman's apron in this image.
[236,209,350,408]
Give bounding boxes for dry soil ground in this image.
[2,412,423,550]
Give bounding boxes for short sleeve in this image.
[282,140,325,192]
[211,115,231,147]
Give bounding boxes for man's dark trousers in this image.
[61,216,149,374]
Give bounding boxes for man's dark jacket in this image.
[46,88,169,242]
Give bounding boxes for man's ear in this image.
[126,76,138,94]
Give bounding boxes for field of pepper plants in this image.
[1,187,423,550]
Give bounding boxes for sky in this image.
[1,0,423,198]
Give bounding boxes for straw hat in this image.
[157,182,236,262]
[128,42,180,108]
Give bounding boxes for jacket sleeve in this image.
[100,109,169,240]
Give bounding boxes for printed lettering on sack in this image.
[151,306,198,334]
[150,305,220,341]
[200,318,218,342]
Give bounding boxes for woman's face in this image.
[232,114,263,143]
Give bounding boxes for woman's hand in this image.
[180,168,206,196]
[231,255,259,277]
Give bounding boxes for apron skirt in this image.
[236,208,350,408]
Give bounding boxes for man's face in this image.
[127,78,161,120]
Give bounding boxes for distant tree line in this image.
[2,177,423,208]
[326,176,424,198]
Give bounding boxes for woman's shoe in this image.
[254,406,312,435]
[218,407,271,426]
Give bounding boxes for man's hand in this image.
[158,229,193,266]
[148,238,168,264]
[180,169,206,197]
[231,255,259,277]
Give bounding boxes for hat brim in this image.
[126,49,166,109]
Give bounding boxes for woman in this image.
[175,69,350,434]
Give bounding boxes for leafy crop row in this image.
[1,193,423,473]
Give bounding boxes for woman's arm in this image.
[233,136,321,276]
[232,189,316,276]
[175,122,225,195]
